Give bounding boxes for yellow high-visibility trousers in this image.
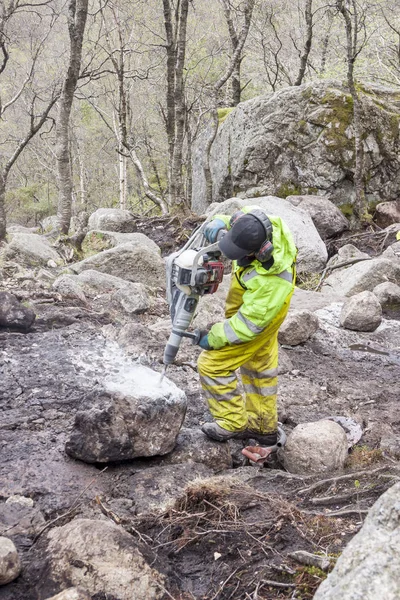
[197,297,291,434]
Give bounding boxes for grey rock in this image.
[161,428,232,471]
[66,365,187,462]
[283,420,348,475]
[326,243,370,268]
[0,291,36,330]
[40,215,59,232]
[2,233,62,268]
[322,257,400,296]
[88,208,136,232]
[278,310,319,345]
[290,287,345,312]
[112,285,150,314]
[46,519,165,600]
[71,243,165,289]
[83,230,160,254]
[7,225,40,234]
[56,270,151,315]
[373,281,400,308]
[374,200,400,228]
[0,498,45,537]
[125,463,213,515]
[44,588,91,600]
[207,196,328,273]
[313,482,400,600]
[0,536,21,585]
[53,275,87,303]
[382,240,400,262]
[340,291,382,332]
[288,195,349,239]
[192,81,400,214]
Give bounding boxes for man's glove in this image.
[197,330,213,351]
[204,219,226,244]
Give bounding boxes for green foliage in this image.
[276,182,302,198]
[5,184,56,226]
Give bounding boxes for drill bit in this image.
[159,365,168,386]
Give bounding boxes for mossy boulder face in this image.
[191,80,400,214]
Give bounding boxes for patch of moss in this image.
[217,107,234,125]
[276,182,302,198]
[339,202,354,218]
[306,187,319,195]
[82,231,112,257]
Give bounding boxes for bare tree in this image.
[0,1,58,240]
[162,0,190,206]
[294,0,313,85]
[220,0,251,106]
[336,0,369,221]
[56,0,89,235]
[203,0,255,205]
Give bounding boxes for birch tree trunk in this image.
[163,0,190,207]
[294,0,313,86]
[56,0,88,235]
[203,0,255,205]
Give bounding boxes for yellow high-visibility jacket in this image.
[208,206,297,350]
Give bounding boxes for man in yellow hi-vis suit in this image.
[197,206,297,445]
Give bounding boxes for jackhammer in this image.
[161,222,225,380]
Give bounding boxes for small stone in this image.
[5,495,34,508]
[0,537,21,585]
[340,291,382,332]
[44,588,91,600]
[278,310,319,346]
[47,259,58,268]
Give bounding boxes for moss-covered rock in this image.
[192,80,400,217]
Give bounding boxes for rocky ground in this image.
[1,211,400,600]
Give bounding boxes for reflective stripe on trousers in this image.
[197,295,292,433]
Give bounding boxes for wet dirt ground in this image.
[1,216,400,600]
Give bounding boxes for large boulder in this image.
[314,482,400,600]
[287,195,349,239]
[322,257,400,296]
[83,230,160,255]
[192,80,400,213]
[1,233,62,268]
[87,208,136,232]
[207,196,328,273]
[54,271,151,314]
[283,420,348,475]
[45,519,165,600]
[0,291,36,330]
[71,242,166,289]
[66,364,187,462]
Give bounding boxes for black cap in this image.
[218,214,266,260]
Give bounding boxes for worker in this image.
[197,206,297,446]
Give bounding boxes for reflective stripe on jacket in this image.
[207,206,297,350]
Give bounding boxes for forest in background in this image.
[1,0,400,235]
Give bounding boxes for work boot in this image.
[201,422,246,442]
[242,430,278,446]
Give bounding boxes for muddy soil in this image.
[1,216,400,600]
